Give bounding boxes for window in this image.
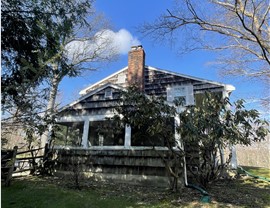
[174,96,186,106]
[54,122,84,146]
[167,85,194,106]
[105,88,113,99]
[117,73,126,84]
[88,120,125,146]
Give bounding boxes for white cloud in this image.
[65,29,141,64]
[109,29,141,54]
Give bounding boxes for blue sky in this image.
[59,0,268,119]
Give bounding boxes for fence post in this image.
[5,146,18,187]
[43,143,49,161]
[29,147,37,174]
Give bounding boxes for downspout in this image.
[182,148,211,203]
[176,99,211,203]
[223,85,237,170]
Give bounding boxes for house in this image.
[53,45,235,187]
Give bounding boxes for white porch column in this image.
[230,145,238,169]
[124,125,131,147]
[174,116,182,148]
[81,119,90,148]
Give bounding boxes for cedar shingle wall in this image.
[55,149,182,177]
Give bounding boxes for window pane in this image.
[54,122,84,146]
[174,96,186,106]
[88,120,124,146]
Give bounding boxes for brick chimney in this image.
[127,45,145,91]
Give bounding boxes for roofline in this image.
[147,66,235,92]
[79,66,128,95]
[79,65,235,96]
[59,65,235,113]
[59,83,125,112]
[146,66,228,88]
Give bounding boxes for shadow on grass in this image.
[206,177,270,208]
[2,175,270,208]
[163,176,270,208]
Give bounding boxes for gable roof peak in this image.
[59,83,124,113]
[79,66,128,95]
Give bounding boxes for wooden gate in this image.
[1,146,44,186]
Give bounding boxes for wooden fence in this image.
[1,146,44,186]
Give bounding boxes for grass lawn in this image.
[1,177,137,208]
[241,166,270,179]
[2,170,270,208]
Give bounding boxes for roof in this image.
[59,83,125,112]
[79,65,235,96]
[79,66,128,95]
[59,65,235,113]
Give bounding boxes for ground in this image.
[1,167,270,208]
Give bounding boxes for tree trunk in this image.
[40,71,61,149]
[47,75,60,115]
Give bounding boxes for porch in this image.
[52,115,182,187]
[53,114,180,150]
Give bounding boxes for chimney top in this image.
[130,45,143,51]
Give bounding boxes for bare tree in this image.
[42,11,119,147]
[46,30,118,115]
[141,0,270,104]
[1,0,119,148]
